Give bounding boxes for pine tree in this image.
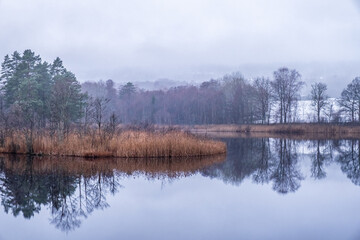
[119,82,136,99]
[50,57,66,78]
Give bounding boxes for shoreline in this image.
[182,123,360,140]
[0,154,226,176]
[0,150,226,159]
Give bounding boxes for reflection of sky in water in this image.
[0,138,360,240]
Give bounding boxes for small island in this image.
[0,129,226,158]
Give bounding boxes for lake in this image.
[0,137,360,240]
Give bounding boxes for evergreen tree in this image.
[0,55,14,83]
[119,82,136,99]
[35,61,52,127]
[0,50,85,134]
[1,50,41,107]
[50,57,66,78]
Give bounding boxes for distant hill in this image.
[131,78,189,91]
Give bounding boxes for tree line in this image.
[1,50,360,137]
[82,68,360,125]
[0,50,85,151]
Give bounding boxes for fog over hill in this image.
[113,61,358,97]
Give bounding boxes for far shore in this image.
[181,123,360,140]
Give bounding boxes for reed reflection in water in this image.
[0,154,225,232]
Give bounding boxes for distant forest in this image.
[1,50,360,132]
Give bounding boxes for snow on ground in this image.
[269,98,344,123]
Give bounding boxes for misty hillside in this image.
[96,61,360,97]
[132,79,188,91]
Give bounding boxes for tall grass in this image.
[0,130,226,158]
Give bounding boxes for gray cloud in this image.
[0,0,359,95]
[355,0,360,9]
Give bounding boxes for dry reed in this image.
[0,130,226,158]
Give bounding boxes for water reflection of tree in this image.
[308,140,333,180]
[0,156,52,218]
[252,138,273,184]
[270,139,303,194]
[50,172,120,232]
[201,138,265,185]
[202,138,304,194]
[0,157,104,232]
[205,137,360,193]
[336,140,360,186]
[0,154,224,232]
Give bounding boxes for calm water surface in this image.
[1,137,360,240]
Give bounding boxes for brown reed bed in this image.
[0,130,226,158]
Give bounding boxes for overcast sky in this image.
[0,0,359,95]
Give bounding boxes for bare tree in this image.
[222,72,257,124]
[93,97,110,133]
[310,82,328,123]
[271,67,304,123]
[253,77,272,124]
[324,100,335,123]
[339,77,360,122]
[82,95,94,132]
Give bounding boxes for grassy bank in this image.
[188,123,360,139]
[0,130,226,158]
